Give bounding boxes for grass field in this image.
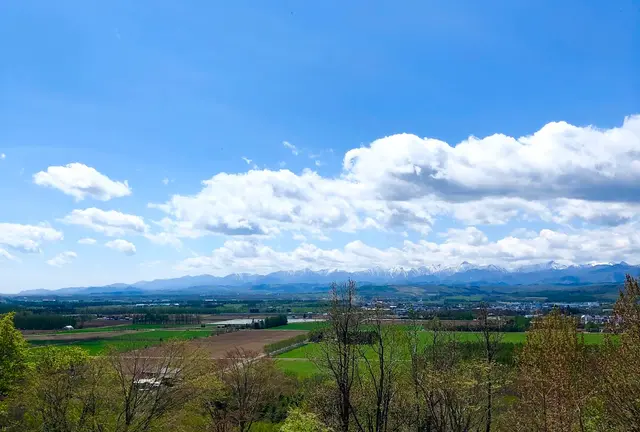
[273,322,329,331]
[278,331,607,360]
[29,329,213,355]
[276,359,321,378]
[276,331,608,377]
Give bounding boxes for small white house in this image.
[63,325,74,331]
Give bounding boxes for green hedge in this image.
[264,333,308,355]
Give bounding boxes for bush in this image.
[264,315,288,329]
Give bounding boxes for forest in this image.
[1,276,639,432]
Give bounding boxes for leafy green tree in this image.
[280,408,329,432]
[18,346,108,432]
[0,312,29,398]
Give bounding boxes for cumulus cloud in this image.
[283,141,299,155]
[343,115,640,203]
[0,223,63,253]
[33,163,131,201]
[177,223,640,274]
[148,115,640,245]
[105,239,136,255]
[61,208,148,236]
[46,251,77,267]
[78,238,97,245]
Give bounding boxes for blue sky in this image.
[1,1,639,292]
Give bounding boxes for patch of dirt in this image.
[138,329,306,359]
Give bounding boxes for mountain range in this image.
[14,261,640,296]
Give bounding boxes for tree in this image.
[280,408,329,432]
[506,309,594,431]
[16,346,108,432]
[406,316,485,432]
[355,302,404,432]
[599,274,640,430]
[202,348,282,432]
[316,280,365,432]
[108,341,202,432]
[0,312,29,398]
[476,304,505,432]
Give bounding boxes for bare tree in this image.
[406,317,485,432]
[316,279,365,432]
[202,348,280,432]
[476,304,505,432]
[356,302,404,432]
[109,341,201,432]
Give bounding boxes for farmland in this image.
[274,330,609,377]
[26,329,214,355]
[25,326,308,357]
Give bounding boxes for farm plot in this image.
[27,329,214,355]
[137,329,307,359]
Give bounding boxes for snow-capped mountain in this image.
[517,261,569,273]
[17,261,640,295]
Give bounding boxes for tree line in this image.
[2,276,640,431]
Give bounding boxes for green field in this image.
[278,331,607,360]
[276,359,322,378]
[29,329,213,355]
[273,321,329,331]
[276,331,608,377]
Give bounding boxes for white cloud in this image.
[46,251,77,267]
[343,115,640,203]
[78,238,97,245]
[242,157,252,165]
[283,141,299,155]
[0,153,5,160]
[0,248,17,261]
[315,160,322,167]
[105,239,136,255]
[148,115,640,246]
[145,232,182,248]
[162,178,170,185]
[0,223,63,253]
[150,169,368,237]
[439,227,488,246]
[33,163,131,201]
[177,223,640,274]
[292,233,307,241]
[62,208,148,236]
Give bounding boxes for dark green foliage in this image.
[12,312,76,330]
[133,312,201,325]
[264,314,288,329]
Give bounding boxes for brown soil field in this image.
[25,330,137,342]
[138,329,306,358]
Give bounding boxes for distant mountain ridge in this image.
[14,261,640,296]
